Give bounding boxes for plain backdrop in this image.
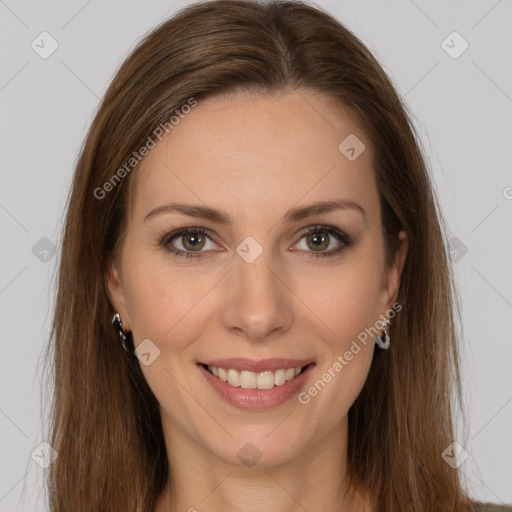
[0,0,511,510]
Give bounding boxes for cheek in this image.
[123,251,222,349]
[302,256,382,401]
[310,262,383,344]
[121,257,215,420]
[296,269,380,426]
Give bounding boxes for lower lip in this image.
[198,364,314,411]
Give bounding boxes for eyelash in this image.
[159,225,352,260]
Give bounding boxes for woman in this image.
[43,0,511,510]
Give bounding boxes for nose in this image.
[219,249,294,343]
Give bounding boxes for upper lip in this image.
[199,358,314,373]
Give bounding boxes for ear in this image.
[379,230,408,311]
[106,260,131,331]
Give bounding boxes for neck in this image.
[154,415,375,512]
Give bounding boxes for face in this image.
[107,90,408,468]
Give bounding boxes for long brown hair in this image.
[43,0,484,510]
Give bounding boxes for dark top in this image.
[477,504,512,511]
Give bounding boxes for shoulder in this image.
[475,503,512,512]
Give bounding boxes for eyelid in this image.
[160,226,219,250]
[290,225,351,256]
[160,224,352,258]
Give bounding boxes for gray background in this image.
[0,0,511,510]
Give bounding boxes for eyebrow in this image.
[144,198,367,225]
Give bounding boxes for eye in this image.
[292,225,352,258]
[161,227,218,258]
[160,225,352,259]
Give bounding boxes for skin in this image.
[107,89,408,512]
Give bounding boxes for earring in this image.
[375,317,391,349]
[112,313,129,352]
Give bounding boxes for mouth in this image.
[197,359,316,410]
[199,362,313,390]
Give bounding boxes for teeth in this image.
[285,368,295,381]
[206,365,305,389]
[274,369,286,386]
[226,369,240,387]
[240,370,256,389]
[257,370,274,390]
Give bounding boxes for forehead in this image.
[129,90,377,224]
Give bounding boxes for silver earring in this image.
[112,313,129,352]
[375,317,391,349]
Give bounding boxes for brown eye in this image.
[305,231,330,252]
[161,227,217,258]
[294,225,352,258]
[180,232,206,251]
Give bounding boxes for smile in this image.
[197,359,315,410]
[204,364,307,390]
